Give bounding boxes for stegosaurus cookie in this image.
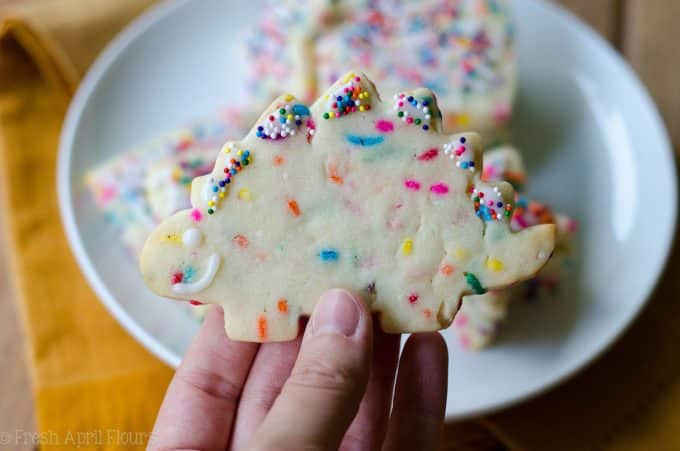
[140,71,555,342]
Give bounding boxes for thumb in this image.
[247,289,373,451]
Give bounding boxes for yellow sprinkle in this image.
[222,144,232,154]
[237,149,243,156]
[342,72,353,83]
[359,106,365,112]
[207,200,215,207]
[162,234,181,244]
[456,114,470,126]
[283,93,295,101]
[323,94,330,101]
[219,192,225,199]
[486,258,505,272]
[171,168,182,181]
[363,91,370,98]
[454,247,469,261]
[401,238,414,256]
[238,188,252,201]
[287,114,293,120]
[329,111,336,118]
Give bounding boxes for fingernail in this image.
[313,289,361,337]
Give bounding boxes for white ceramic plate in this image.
[58,0,677,419]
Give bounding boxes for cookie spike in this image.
[311,70,379,121]
[392,87,443,133]
[443,131,482,175]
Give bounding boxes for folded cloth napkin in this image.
[1,1,679,450]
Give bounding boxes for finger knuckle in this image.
[176,367,242,406]
[289,356,361,395]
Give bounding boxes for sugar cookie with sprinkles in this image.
[140,71,554,342]
[454,146,577,350]
[85,109,251,256]
[246,0,516,142]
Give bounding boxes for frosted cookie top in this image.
[140,71,553,342]
[246,0,516,137]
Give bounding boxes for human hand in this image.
[149,289,449,451]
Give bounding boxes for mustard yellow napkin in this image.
[1,1,679,450]
[1,1,168,450]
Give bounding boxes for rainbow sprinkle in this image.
[393,92,433,131]
[204,148,253,215]
[471,184,512,222]
[444,136,475,171]
[256,99,311,140]
[322,73,371,120]
[464,272,486,294]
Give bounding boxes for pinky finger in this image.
[383,333,449,451]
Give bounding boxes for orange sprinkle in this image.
[327,163,344,185]
[232,234,249,249]
[257,315,268,341]
[440,264,454,276]
[287,199,301,217]
[273,155,285,166]
[423,309,433,319]
[277,298,289,314]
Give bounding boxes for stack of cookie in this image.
[85,0,575,349]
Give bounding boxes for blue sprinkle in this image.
[183,266,196,283]
[292,104,310,116]
[279,116,286,123]
[461,162,469,169]
[318,248,340,262]
[212,186,218,192]
[478,205,493,222]
[345,134,385,147]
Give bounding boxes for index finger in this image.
[148,306,258,451]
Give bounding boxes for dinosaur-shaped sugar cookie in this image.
[140,71,555,342]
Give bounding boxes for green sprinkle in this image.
[464,272,486,294]
[397,111,404,117]
[415,118,422,125]
[323,112,330,119]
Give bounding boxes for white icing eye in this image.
[183,228,203,249]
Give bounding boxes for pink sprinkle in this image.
[408,293,419,304]
[406,117,414,124]
[98,185,116,203]
[375,119,394,133]
[455,145,466,156]
[430,183,450,195]
[404,179,421,191]
[417,148,439,161]
[190,209,203,222]
[454,313,469,327]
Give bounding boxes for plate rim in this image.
[57,0,678,420]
